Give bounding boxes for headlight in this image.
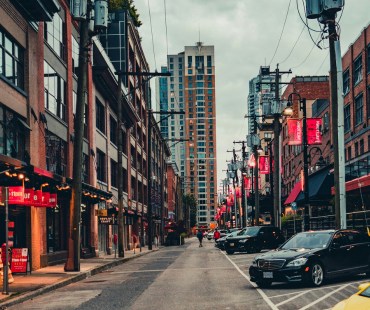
[286,257,308,267]
[252,260,257,267]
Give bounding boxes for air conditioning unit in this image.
[71,0,87,20]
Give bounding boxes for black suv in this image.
[224,226,284,255]
[249,229,370,287]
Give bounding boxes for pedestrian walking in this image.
[196,229,204,247]
[213,228,221,241]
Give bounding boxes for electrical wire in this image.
[269,0,292,66]
[292,33,321,69]
[147,0,157,71]
[314,51,329,75]
[163,0,169,56]
[279,25,305,64]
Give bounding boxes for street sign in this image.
[291,202,297,211]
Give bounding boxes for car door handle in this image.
[346,245,354,251]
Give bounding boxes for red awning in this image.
[331,174,370,195]
[284,181,302,205]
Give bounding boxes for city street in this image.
[9,238,369,310]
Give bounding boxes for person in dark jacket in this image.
[196,229,204,247]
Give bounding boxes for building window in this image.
[0,29,24,89]
[44,13,65,59]
[46,131,67,176]
[0,106,27,160]
[355,93,364,126]
[355,142,359,157]
[353,54,362,86]
[344,104,351,132]
[96,149,106,182]
[96,99,105,134]
[72,36,79,75]
[110,116,117,146]
[44,61,66,121]
[343,69,350,95]
[111,159,117,188]
[347,146,351,161]
[82,153,89,183]
[360,139,364,154]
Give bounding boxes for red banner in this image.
[259,156,270,174]
[235,187,241,198]
[307,118,322,145]
[287,118,302,145]
[244,177,251,190]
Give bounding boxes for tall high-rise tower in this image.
[158,43,217,226]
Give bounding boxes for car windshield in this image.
[228,230,241,237]
[243,226,260,236]
[236,228,252,236]
[281,232,332,250]
[360,286,370,297]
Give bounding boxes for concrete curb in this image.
[0,249,155,309]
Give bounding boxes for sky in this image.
[133,0,369,191]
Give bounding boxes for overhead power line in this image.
[269,0,292,66]
[147,0,157,70]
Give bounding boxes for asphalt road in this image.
[10,238,369,310]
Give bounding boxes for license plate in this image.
[263,272,273,279]
[229,243,234,247]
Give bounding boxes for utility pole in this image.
[65,1,92,272]
[327,13,346,229]
[233,148,238,228]
[234,141,247,228]
[272,65,291,228]
[116,74,125,257]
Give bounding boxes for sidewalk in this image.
[0,246,158,309]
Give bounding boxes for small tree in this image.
[184,194,197,228]
[109,0,142,27]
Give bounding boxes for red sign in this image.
[287,118,302,145]
[1,187,57,207]
[235,187,241,198]
[244,177,251,190]
[307,118,322,145]
[8,187,24,204]
[10,248,28,273]
[259,156,270,174]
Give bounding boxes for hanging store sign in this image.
[0,187,57,207]
[287,118,302,145]
[98,216,118,225]
[259,156,270,175]
[307,118,322,145]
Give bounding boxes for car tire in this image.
[226,249,234,255]
[256,280,272,288]
[307,263,324,287]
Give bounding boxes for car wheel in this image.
[308,263,324,287]
[226,249,234,255]
[256,280,272,288]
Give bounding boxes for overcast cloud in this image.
[133,0,370,190]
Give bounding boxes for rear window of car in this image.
[360,286,370,298]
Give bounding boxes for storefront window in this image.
[47,206,63,252]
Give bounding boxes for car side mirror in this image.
[331,242,340,249]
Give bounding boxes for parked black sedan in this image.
[224,226,284,255]
[249,229,370,287]
[215,229,241,250]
